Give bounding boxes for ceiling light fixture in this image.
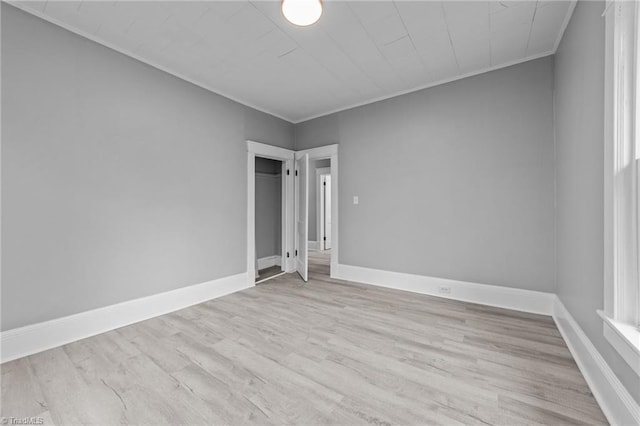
[282,0,323,27]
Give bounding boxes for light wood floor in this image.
[1,250,606,425]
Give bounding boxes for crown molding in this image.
[6,0,579,126]
[553,0,578,53]
[4,0,293,123]
[291,51,555,123]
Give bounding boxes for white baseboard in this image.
[308,241,319,250]
[552,297,640,426]
[4,262,637,425]
[333,263,640,423]
[257,255,281,270]
[333,263,554,315]
[0,272,251,363]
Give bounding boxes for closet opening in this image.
[254,156,286,284]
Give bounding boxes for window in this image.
[601,0,640,376]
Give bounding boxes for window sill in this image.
[597,310,640,376]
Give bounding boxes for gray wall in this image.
[294,114,340,150]
[8,5,637,404]
[1,4,293,331]
[296,57,556,292]
[245,107,294,149]
[255,158,282,259]
[308,159,331,242]
[554,0,640,403]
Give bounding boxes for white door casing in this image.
[247,141,295,287]
[298,144,339,276]
[248,142,338,284]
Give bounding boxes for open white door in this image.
[295,153,309,281]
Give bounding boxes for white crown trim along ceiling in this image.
[297,50,555,123]
[6,0,578,124]
[4,0,292,123]
[553,0,579,53]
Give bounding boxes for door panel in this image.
[324,176,332,250]
[295,154,309,281]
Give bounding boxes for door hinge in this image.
[286,252,290,258]
[323,182,326,186]
[295,249,298,256]
[286,169,290,175]
[295,170,298,176]
[324,237,326,241]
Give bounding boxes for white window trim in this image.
[602,0,640,376]
[598,310,640,375]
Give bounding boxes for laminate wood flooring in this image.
[1,250,607,425]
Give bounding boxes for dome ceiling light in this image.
[281,0,323,27]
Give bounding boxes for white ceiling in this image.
[11,1,575,123]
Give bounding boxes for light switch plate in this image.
[353,196,359,205]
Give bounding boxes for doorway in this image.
[254,157,285,283]
[247,141,338,286]
[296,144,339,280]
[304,162,331,278]
[246,141,295,287]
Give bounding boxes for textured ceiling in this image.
[11,1,575,123]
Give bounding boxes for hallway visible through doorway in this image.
[308,249,330,278]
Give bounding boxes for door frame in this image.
[247,141,295,287]
[295,144,339,276]
[316,167,331,250]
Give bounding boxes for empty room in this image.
[1,0,639,425]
